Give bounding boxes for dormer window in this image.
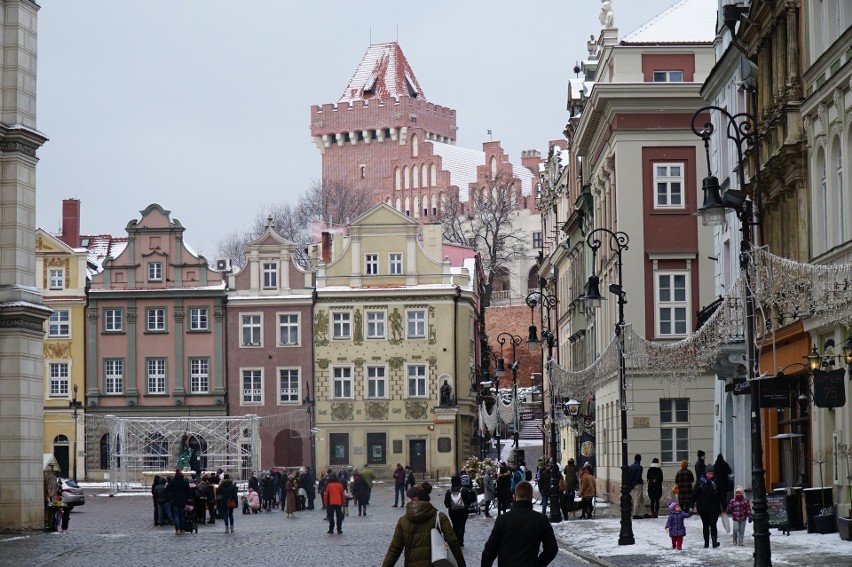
[263,262,278,289]
[148,262,163,282]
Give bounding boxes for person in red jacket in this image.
[323,469,346,534]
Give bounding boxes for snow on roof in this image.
[339,42,425,104]
[621,0,717,44]
[81,235,128,275]
[0,300,53,313]
[431,142,535,201]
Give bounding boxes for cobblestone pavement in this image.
[0,482,587,567]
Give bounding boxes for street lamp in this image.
[68,384,82,481]
[496,333,522,450]
[692,103,769,566]
[525,288,562,524]
[578,227,633,545]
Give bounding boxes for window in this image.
[278,313,299,346]
[366,366,387,398]
[365,254,379,275]
[49,268,64,290]
[653,70,683,82]
[48,310,70,337]
[241,314,262,346]
[360,164,366,178]
[660,398,689,462]
[242,369,263,404]
[189,307,208,331]
[147,261,163,281]
[189,358,209,394]
[656,272,689,337]
[654,163,684,209]
[389,253,403,275]
[104,359,124,395]
[407,364,427,397]
[147,358,166,394]
[104,308,123,332]
[146,308,166,332]
[263,262,278,289]
[533,232,543,249]
[332,312,351,340]
[407,310,426,338]
[329,432,349,465]
[437,438,452,452]
[278,368,300,404]
[366,432,387,464]
[366,311,386,339]
[48,362,69,397]
[333,366,353,399]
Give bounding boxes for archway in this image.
[53,434,70,478]
[273,429,304,468]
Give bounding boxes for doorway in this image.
[409,439,426,473]
[53,445,70,478]
[274,429,304,467]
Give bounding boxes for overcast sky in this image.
[36,0,689,257]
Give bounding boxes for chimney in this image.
[521,149,542,176]
[60,199,81,247]
[321,231,332,264]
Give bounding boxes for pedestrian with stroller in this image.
[664,501,692,550]
[727,485,752,546]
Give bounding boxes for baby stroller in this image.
[183,504,198,534]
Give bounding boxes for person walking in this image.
[481,481,558,566]
[692,465,722,548]
[664,501,692,550]
[561,459,579,518]
[443,475,471,547]
[303,466,316,510]
[695,449,707,480]
[495,462,512,516]
[392,463,406,508]
[628,454,648,519]
[538,462,552,515]
[674,459,695,513]
[166,470,190,535]
[405,466,416,491]
[323,469,346,534]
[646,457,664,518]
[727,485,752,546]
[150,475,161,527]
[217,473,238,533]
[285,474,297,518]
[153,476,171,526]
[714,453,733,507]
[352,470,370,516]
[381,482,465,567]
[359,463,375,503]
[578,462,596,519]
[482,465,495,518]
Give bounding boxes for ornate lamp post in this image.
[68,384,83,481]
[578,227,633,545]
[692,103,769,566]
[525,288,562,523]
[496,333,522,450]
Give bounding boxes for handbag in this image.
[227,498,237,509]
[721,511,731,533]
[430,512,458,567]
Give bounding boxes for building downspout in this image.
[453,285,461,471]
[309,287,318,473]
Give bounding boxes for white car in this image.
[58,478,85,510]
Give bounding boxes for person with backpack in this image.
[444,475,472,547]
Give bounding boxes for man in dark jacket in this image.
[538,463,551,515]
[695,449,706,479]
[481,480,558,566]
[165,469,190,534]
[628,454,648,519]
[392,463,406,507]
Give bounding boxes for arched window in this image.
[490,156,498,180]
[832,138,845,245]
[145,433,168,469]
[412,134,419,157]
[431,194,438,217]
[188,435,208,471]
[816,147,828,252]
[100,433,120,469]
[412,165,419,188]
[394,167,401,190]
[405,197,411,216]
[403,166,410,189]
[422,163,428,188]
[54,434,70,444]
[430,164,437,187]
[396,197,401,212]
[414,196,420,218]
[527,266,540,293]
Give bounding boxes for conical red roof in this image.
[339,42,425,103]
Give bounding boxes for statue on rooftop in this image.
[599,0,614,28]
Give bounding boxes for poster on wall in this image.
[578,431,596,473]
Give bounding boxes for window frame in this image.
[277,313,300,346]
[146,357,167,395]
[365,254,379,276]
[332,365,354,399]
[652,70,684,83]
[366,365,388,399]
[365,310,386,339]
[49,268,65,290]
[146,307,167,333]
[147,261,163,282]
[103,308,124,333]
[104,358,124,395]
[188,306,209,332]
[241,368,263,405]
[653,162,685,209]
[189,357,210,394]
[660,398,689,463]
[406,309,427,339]
[406,363,428,398]
[278,367,300,405]
[332,311,352,340]
[262,261,278,290]
[48,309,71,338]
[241,313,263,347]
[48,361,70,398]
[389,253,403,275]
[655,271,690,338]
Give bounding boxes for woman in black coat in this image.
[443,475,471,547]
[646,458,664,518]
[692,466,722,548]
[713,453,733,507]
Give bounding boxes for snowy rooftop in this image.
[339,42,425,103]
[81,234,128,276]
[622,0,717,44]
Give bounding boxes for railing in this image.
[489,288,540,306]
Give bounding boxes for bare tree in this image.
[214,229,252,269]
[439,173,529,306]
